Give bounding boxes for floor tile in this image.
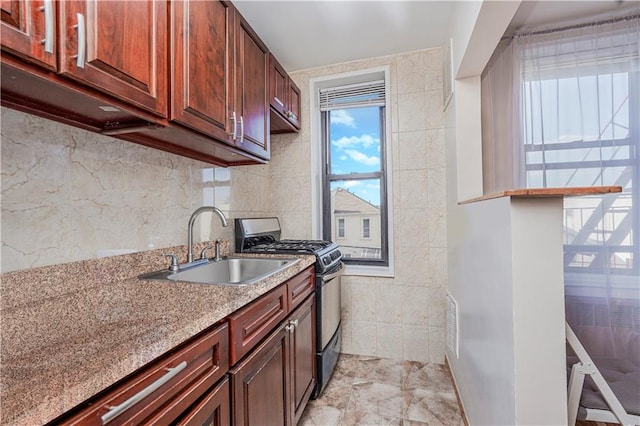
[301,354,463,425]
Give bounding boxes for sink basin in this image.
[139,256,296,286]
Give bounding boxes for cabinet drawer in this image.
[177,376,230,426]
[287,266,315,311]
[62,323,229,425]
[228,285,288,365]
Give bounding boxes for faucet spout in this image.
[187,206,229,263]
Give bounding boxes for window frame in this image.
[321,106,389,267]
[310,67,394,277]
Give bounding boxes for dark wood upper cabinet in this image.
[1,0,57,71]
[287,80,301,129]
[268,53,301,133]
[58,0,167,117]
[234,13,269,159]
[170,0,234,146]
[171,1,268,160]
[269,54,288,119]
[1,0,272,165]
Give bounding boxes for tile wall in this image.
[1,47,447,364]
[0,107,271,273]
[271,48,448,363]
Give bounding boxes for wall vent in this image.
[446,291,459,358]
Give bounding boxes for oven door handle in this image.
[322,262,344,282]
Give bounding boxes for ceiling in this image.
[233,1,455,72]
[234,1,639,73]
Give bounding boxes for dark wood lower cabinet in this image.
[230,293,316,426]
[231,323,291,426]
[178,377,231,426]
[50,269,316,426]
[290,296,316,425]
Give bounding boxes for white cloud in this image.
[344,180,361,188]
[330,110,356,128]
[332,134,378,149]
[344,149,380,167]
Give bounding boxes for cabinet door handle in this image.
[39,0,54,53]
[290,319,299,328]
[285,324,294,333]
[238,115,244,144]
[230,112,237,141]
[73,13,86,68]
[100,361,187,424]
[274,96,284,107]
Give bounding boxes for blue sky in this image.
[329,106,382,206]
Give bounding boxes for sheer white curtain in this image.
[482,13,640,367]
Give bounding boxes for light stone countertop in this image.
[0,242,315,426]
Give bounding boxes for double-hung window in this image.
[320,76,389,267]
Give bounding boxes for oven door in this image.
[318,262,344,350]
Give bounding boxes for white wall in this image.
[446,194,567,424]
[445,1,568,424]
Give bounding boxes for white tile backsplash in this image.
[1,46,448,364]
[1,107,269,272]
[283,47,447,363]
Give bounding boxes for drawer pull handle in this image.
[101,360,187,424]
[230,111,237,141]
[39,0,54,53]
[73,13,86,68]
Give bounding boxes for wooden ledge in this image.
[459,186,622,205]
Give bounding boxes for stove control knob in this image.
[323,255,331,265]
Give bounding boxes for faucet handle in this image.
[214,239,223,261]
[163,253,180,272]
[200,245,214,260]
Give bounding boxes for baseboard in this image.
[445,355,469,426]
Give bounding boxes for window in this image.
[519,29,639,276]
[319,74,390,267]
[337,218,345,238]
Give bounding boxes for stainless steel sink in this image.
[139,256,296,286]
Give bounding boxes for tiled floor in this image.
[300,354,465,426]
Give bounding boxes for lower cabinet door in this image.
[291,295,316,425]
[230,324,291,426]
[178,377,230,426]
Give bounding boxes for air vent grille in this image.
[446,292,459,358]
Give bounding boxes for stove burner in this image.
[245,241,330,253]
[235,218,343,273]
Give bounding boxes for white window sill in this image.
[342,263,394,278]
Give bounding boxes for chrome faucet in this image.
[187,206,229,263]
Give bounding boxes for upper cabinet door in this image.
[235,14,269,160]
[58,0,167,117]
[1,0,57,70]
[170,0,234,146]
[287,79,301,130]
[269,54,288,118]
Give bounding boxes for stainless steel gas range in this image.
[235,217,344,399]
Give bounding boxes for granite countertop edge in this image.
[0,244,315,426]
